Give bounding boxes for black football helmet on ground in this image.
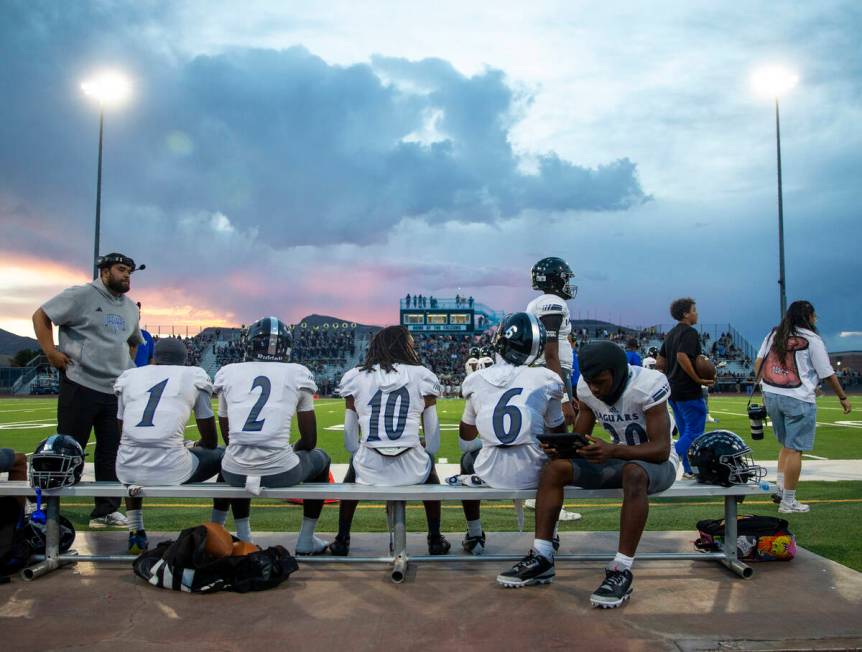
[22,514,76,554]
[245,316,292,362]
[689,430,766,487]
[29,435,85,490]
[493,313,547,366]
[531,257,577,300]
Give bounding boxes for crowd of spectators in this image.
[412,331,495,390]
[403,293,475,309]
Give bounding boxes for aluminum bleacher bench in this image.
[0,481,772,582]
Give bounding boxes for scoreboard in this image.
[400,307,477,333]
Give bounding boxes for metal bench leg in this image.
[21,496,63,581]
[719,495,752,579]
[390,500,408,583]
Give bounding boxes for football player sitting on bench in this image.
[330,325,450,557]
[457,312,567,555]
[498,341,677,609]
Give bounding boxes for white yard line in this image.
[802,453,829,460]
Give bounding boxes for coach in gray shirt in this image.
[33,253,145,527]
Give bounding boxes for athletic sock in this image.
[467,519,483,537]
[776,473,785,493]
[533,538,555,562]
[782,489,796,504]
[211,509,229,525]
[297,517,319,549]
[609,552,634,572]
[235,518,252,542]
[127,509,144,533]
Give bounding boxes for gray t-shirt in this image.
[42,279,144,394]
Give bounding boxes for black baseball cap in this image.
[96,252,146,272]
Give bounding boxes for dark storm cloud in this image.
[0,1,647,259]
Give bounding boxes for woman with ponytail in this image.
[755,301,851,513]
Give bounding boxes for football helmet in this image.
[21,514,76,554]
[468,346,482,359]
[245,316,292,362]
[493,313,547,366]
[647,346,659,358]
[531,257,577,300]
[689,430,766,487]
[30,435,85,490]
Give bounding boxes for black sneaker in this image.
[462,531,486,555]
[428,534,451,555]
[771,492,783,505]
[590,568,633,608]
[328,536,350,556]
[496,551,555,588]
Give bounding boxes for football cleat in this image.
[328,536,350,557]
[590,568,633,608]
[462,532,486,555]
[497,551,555,588]
[427,534,451,555]
[295,535,330,556]
[128,530,149,555]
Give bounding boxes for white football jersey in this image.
[114,365,213,485]
[642,356,657,370]
[460,361,564,489]
[215,361,317,476]
[526,293,572,370]
[465,358,481,375]
[338,363,440,450]
[576,366,679,468]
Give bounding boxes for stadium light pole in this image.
[81,71,132,279]
[751,65,798,320]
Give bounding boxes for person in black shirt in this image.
[656,298,714,478]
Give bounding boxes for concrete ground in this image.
[2,531,861,651]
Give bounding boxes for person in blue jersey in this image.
[134,303,155,367]
[625,339,642,367]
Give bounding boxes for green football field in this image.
[2,395,861,570]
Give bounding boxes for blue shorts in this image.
[0,448,16,473]
[764,393,817,451]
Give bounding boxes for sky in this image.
[1,0,860,351]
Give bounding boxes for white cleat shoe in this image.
[296,535,330,556]
[89,511,129,528]
[558,509,582,522]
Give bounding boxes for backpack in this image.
[132,524,299,593]
[695,515,796,561]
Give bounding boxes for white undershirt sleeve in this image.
[343,409,360,454]
[422,403,440,455]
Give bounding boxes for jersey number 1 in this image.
[135,379,169,428]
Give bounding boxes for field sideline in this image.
[2,395,861,571]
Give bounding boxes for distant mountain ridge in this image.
[0,328,39,356]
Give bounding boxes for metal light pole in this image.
[751,65,798,321]
[81,71,131,278]
[92,109,105,280]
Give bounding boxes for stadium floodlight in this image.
[750,65,798,99]
[750,64,799,319]
[81,71,132,107]
[81,71,132,279]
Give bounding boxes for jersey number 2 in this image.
[242,376,271,432]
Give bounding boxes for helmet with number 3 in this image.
[493,313,547,367]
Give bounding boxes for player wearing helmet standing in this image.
[642,347,659,370]
[457,313,567,554]
[527,257,577,427]
[215,317,332,554]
